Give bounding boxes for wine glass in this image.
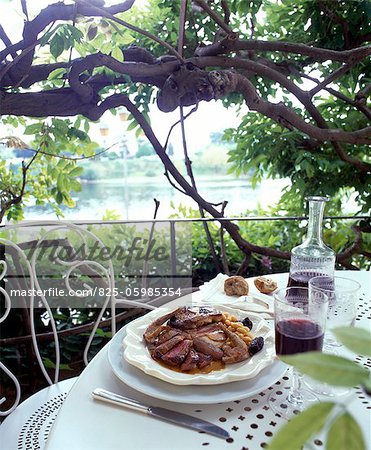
[304,275,361,396]
[309,276,361,349]
[268,286,328,419]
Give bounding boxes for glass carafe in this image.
[287,196,335,288]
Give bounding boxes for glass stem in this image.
[287,368,304,405]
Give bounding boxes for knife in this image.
[92,388,230,440]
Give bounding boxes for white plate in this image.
[108,326,287,404]
[197,273,279,315]
[123,305,275,385]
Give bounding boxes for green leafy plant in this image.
[267,327,371,450]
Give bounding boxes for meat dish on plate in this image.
[143,306,264,374]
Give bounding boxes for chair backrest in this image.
[0,219,192,416]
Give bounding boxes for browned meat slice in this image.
[189,323,226,343]
[144,308,182,343]
[196,352,213,369]
[157,328,182,344]
[193,336,224,360]
[168,306,223,330]
[180,349,200,371]
[151,335,184,360]
[161,340,193,367]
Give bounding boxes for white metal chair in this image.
[0,221,159,450]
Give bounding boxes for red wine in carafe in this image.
[287,197,335,288]
[287,271,324,288]
[275,319,324,355]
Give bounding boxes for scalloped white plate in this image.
[123,305,276,385]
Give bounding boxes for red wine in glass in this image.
[287,271,325,288]
[275,318,324,355]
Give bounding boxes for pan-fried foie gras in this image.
[168,306,223,329]
[143,307,265,373]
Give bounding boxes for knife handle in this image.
[92,388,149,414]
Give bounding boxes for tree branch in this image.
[194,0,233,34]
[178,0,188,55]
[317,0,351,49]
[163,170,187,195]
[0,24,17,59]
[219,201,230,275]
[3,56,371,154]
[336,224,364,266]
[21,0,30,22]
[164,105,198,150]
[355,83,371,106]
[0,1,137,63]
[300,71,371,121]
[8,45,178,89]
[120,95,291,261]
[191,58,371,149]
[20,142,118,161]
[195,38,371,62]
[309,62,354,97]
[221,0,231,26]
[0,153,37,223]
[74,0,184,62]
[177,4,222,273]
[218,71,370,170]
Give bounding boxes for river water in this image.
[25,176,289,221]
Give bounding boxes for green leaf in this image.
[111,46,123,62]
[40,28,57,46]
[50,34,65,59]
[70,180,82,192]
[126,120,138,131]
[24,123,42,135]
[327,412,366,450]
[332,327,371,356]
[57,173,66,192]
[55,191,64,204]
[118,33,135,45]
[267,402,335,450]
[63,196,76,208]
[47,68,67,81]
[87,23,98,40]
[69,166,83,177]
[280,353,369,387]
[69,25,83,42]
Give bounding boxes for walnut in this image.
[254,276,277,294]
[224,276,249,297]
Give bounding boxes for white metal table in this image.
[44,271,370,450]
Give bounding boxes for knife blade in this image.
[92,388,230,440]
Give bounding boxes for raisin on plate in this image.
[249,337,264,355]
[242,317,253,330]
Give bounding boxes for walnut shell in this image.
[254,276,277,294]
[224,276,249,296]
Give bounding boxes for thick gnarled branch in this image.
[195,36,371,62]
[2,55,370,155]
